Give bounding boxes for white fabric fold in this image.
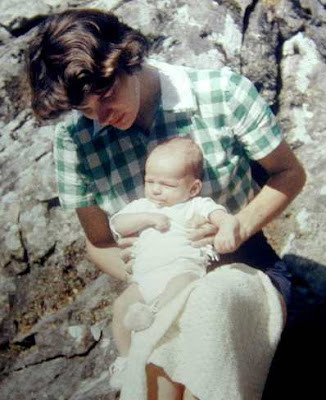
[119,264,284,400]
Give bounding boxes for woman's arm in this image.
[76,205,131,281]
[235,140,306,242]
[188,140,306,248]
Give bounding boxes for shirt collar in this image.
[93,119,104,135]
[147,59,197,113]
[92,59,197,136]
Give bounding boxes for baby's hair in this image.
[148,137,204,180]
[27,9,149,119]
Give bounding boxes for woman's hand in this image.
[117,236,138,271]
[186,213,244,254]
[186,214,218,247]
[213,214,242,254]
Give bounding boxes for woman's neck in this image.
[135,64,161,132]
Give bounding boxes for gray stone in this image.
[0,0,50,30]
[0,26,11,44]
[0,276,17,346]
[0,1,326,399]
[116,0,241,70]
[241,0,280,104]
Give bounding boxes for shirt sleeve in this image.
[109,199,148,241]
[54,119,96,210]
[227,71,283,160]
[195,197,227,220]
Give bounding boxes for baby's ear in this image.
[190,179,202,197]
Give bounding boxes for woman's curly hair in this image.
[27,9,149,119]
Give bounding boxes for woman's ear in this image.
[190,179,202,198]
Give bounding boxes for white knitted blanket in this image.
[120,264,284,400]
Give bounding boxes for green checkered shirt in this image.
[54,59,282,216]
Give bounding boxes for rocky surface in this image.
[0,0,325,399]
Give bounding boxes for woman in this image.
[27,9,306,400]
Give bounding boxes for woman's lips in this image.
[111,113,124,126]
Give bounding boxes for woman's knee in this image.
[195,264,261,306]
[146,363,184,400]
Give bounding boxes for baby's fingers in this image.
[191,236,214,248]
[157,219,170,232]
[124,259,134,274]
[120,247,133,263]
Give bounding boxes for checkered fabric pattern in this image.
[54,60,282,216]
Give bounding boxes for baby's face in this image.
[144,151,199,207]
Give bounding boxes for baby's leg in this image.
[154,272,199,311]
[112,283,144,356]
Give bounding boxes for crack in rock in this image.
[5,15,48,38]
[41,197,61,212]
[11,334,100,374]
[242,0,259,43]
[272,25,306,115]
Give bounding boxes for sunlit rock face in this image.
[1,1,325,398]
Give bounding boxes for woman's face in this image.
[78,72,141,130]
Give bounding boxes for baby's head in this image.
[144,137,203,207]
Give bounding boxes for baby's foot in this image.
[109,356,128,390]
[123,302,156,331]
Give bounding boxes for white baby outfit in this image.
[110,196,225,303]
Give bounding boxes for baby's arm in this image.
[113,212,170,237]
[209,209,241,254]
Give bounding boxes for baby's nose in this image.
[152,184,162,194]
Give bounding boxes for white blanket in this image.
[120,264,284,400]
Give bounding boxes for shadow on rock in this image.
[263,254,326,400]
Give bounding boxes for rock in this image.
[0,34,35,122]
[0,0,50,31]
[241,0,280,104]
[0,1,326,399]
[0,27,11,44]
[6,274,124,370]
[116,0,241,70]
[268,29,326,264]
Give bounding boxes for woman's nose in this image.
[96,104,111,125]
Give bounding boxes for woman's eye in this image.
[103,86,117,102]
[103,94,113,103]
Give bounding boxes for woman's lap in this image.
[147,264,285,400]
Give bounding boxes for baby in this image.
[109,137,240,389]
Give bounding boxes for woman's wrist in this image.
[235,212,255,243]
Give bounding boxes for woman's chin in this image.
[117,118,135,131]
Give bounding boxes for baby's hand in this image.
[150,214,170,232]
[214,214,241,254]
